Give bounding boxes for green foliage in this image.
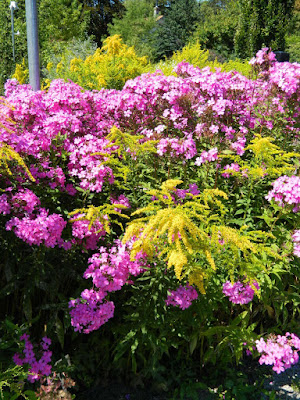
[235,0,296,58]
[108,0,157,60]
[193,0,240,60]
[38,0,89,65]
[0,0,27,93]
[286,34,300,62]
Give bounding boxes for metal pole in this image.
[10,5,15,62]
[25,0,40,91]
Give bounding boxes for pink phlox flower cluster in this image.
[195,147,218,166]
[69,295,115,334]
[69,241,148,333]
[29,162,66,191]
[266,175,300,211]
[68,136,114,193]
[222,280,259,304]
[231,137,246,155]
[221,163,240,178]
[13,334,52,382]
[0,194,11,215]
[1,58,299,196]
[110,194,131,212]
[165,284,198,310]
[11,189,40,214]
[71,213,106,250]
[292,230,300,257]
[6,208,67,248]
[256,333,300,374]
[157,137,197,159]
[172,183,200,202]
[249,48,276,69]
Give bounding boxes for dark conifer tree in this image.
[153,0,200,60]
[235,0,295,59]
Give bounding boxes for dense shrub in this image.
[1,49,300,396]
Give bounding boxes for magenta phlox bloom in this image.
[292,230,300,257]
[69,240,149,333]
[222,280,259,304]
[221,163,240,178]
[266,175,300,211]
[195,147,218,166]
[166,284,198,310]
[71,213,106,250]
[13,334,52,382]
[256,333,300,374]
[6,208,67,248]
[0,194,11,215]
[11,189,40,214]
[110,194,131,213]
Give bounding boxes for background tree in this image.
[38,0,89,63]
[192,0,239,60]
[153,0,201,60]
[286,0,300,61]
[80,0,125,47]
[0,0,27,91]
[235,0,296,59]
[108,0,157,59]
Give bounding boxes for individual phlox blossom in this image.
[256,333,300,374]
[11,189,40,214]
[195,147,218,166]
[166,284,198,310]
[266,175,300,211]
[231,137,246,155]
[292,230,300,257]
[68,295,115,334]
[110,194,131,212]
[172,183,200,202]
[222,280,259,304]
[6,208,66,248]
[65,183,77,196]
[13,334,52,382]
[71,214,106,250]
[0,194,11,215]
[221,163,240,178]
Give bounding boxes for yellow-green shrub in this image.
[145,41,251,78]
[220,59,252,77]
[12,59,29,85]
[45,35,149,90]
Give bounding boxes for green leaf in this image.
[23,295,32,323]
[56,317,64,349]
[189,335,198,355]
